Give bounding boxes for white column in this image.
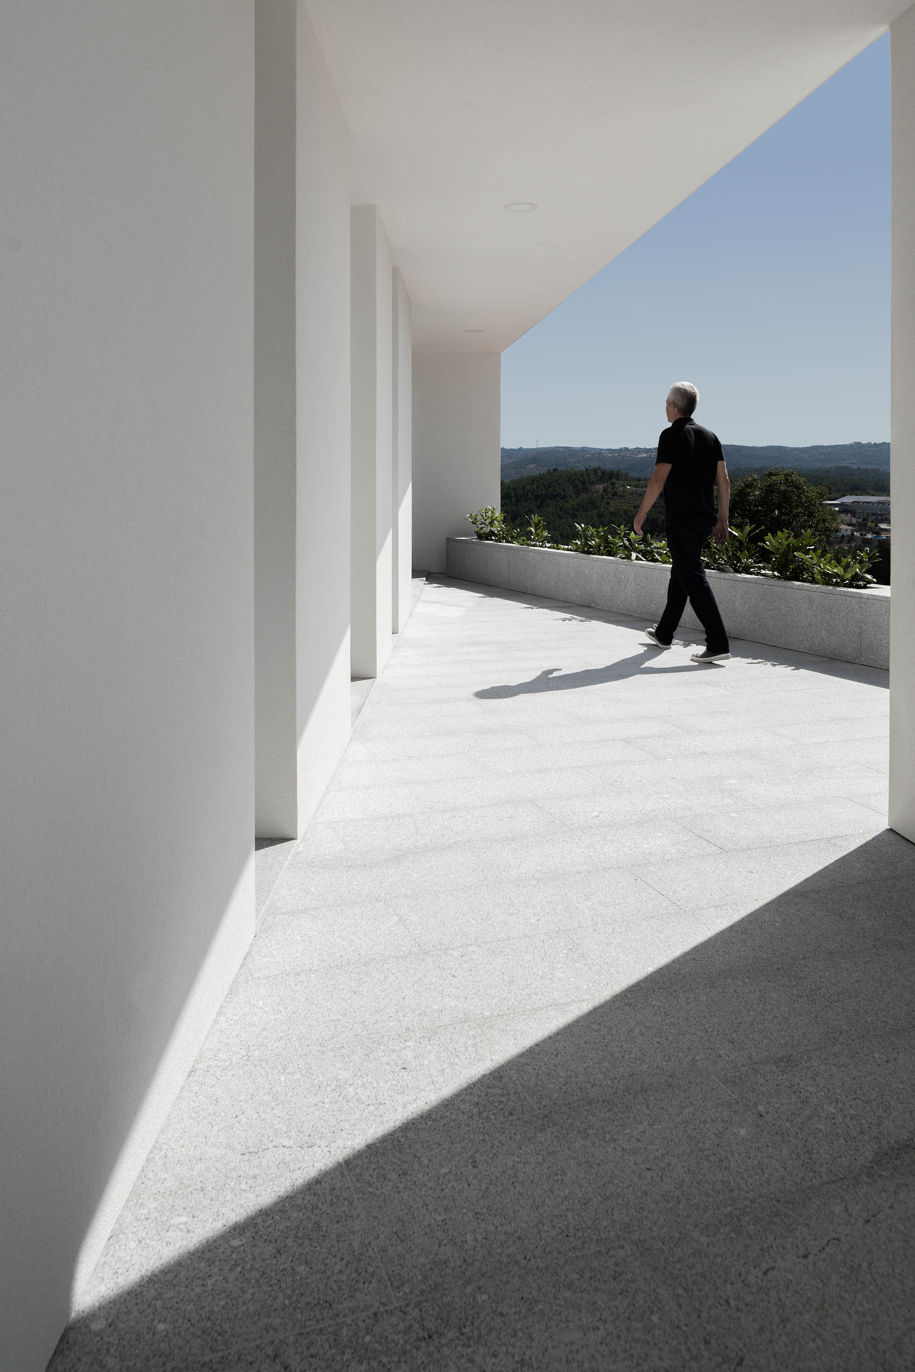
[351,206,395,678]
[891,4,915,843]
[392,270,414,631]
[294,2,353,828]
[254,0,352,837]
[254,0,297,837]
[412,353,502,574]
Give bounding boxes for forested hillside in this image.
[502,442,890,482]
[500,464,890,545]
[500,468,661,540]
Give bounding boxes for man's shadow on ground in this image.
[476,648,720,699]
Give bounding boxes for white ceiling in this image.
[305,0,907,354]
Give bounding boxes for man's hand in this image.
[633,515,644,536]
[712,518,730,544]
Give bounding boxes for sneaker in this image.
[644,627,672,649]
[690,648,731,663]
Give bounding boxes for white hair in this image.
[668,382,699,416]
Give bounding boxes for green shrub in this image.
[755,531,874,587]
[566,523,671,561]
[515,513,552,547]
[569,523,614,555]
[605,526,671,563]
[702,522,766,576]
[758,529,818,581]
[467,507,516,542]
[467,509,877,590]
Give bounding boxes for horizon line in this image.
[501,439,891,451]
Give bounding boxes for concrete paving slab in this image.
[314,765,620,821]
[646,1172,915,1372]
[724,761,888,807]
[254,838,296,918]
[479,736,661,773]
[269,820,723,916]
[676,797,884,849]
[323,750,489,789]
[211,953,495,1052]
[244,902,422,975]
[325,798,558,857]
[268,1241,679,1372]
[638,833,888,909]
[717,1028,915,1189]
[390,866,683,952]
[340,1068,800,1306]
[150,1017,513,1170]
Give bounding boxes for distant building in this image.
[826,495,892,521]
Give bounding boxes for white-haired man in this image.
[633,382,731,663]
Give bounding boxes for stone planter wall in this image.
[445,537,890,669]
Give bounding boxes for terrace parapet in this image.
[446,537,890,670]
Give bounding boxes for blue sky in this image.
[501,35,890,450]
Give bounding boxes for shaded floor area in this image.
[50,578,914,1370]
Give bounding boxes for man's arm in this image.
[634,463,671,535]
[713,460,730,542]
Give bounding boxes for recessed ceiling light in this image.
[465,328,484,333]
[504,201,538,213]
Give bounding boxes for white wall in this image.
[891,3,915,843]
[393,270,415,630]
[413,354,502,573]
[351,206,395,678]
[0,5,256,1370]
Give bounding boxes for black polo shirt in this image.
[656,415,724,525]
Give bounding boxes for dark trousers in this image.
[656,516,729,653]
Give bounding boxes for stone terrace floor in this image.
[51,577,915,1371]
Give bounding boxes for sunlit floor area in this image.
[50,577,914,1371]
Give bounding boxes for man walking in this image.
[633,382,731,663]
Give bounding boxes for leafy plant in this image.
[796,545,877,589]
[467,507,515,542]
[753,531,876,587]
[758,529,819,581]
[568,522,671,561]
[515,513,552,547]
[606,526,671,563]
[702,522,765,575]
[569,523,614,555]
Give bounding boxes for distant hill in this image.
[502,441,890,481]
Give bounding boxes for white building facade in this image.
[2,2,914,1367]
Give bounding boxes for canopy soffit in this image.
[305,0,907,352]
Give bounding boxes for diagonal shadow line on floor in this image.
[48,831,915,1372]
